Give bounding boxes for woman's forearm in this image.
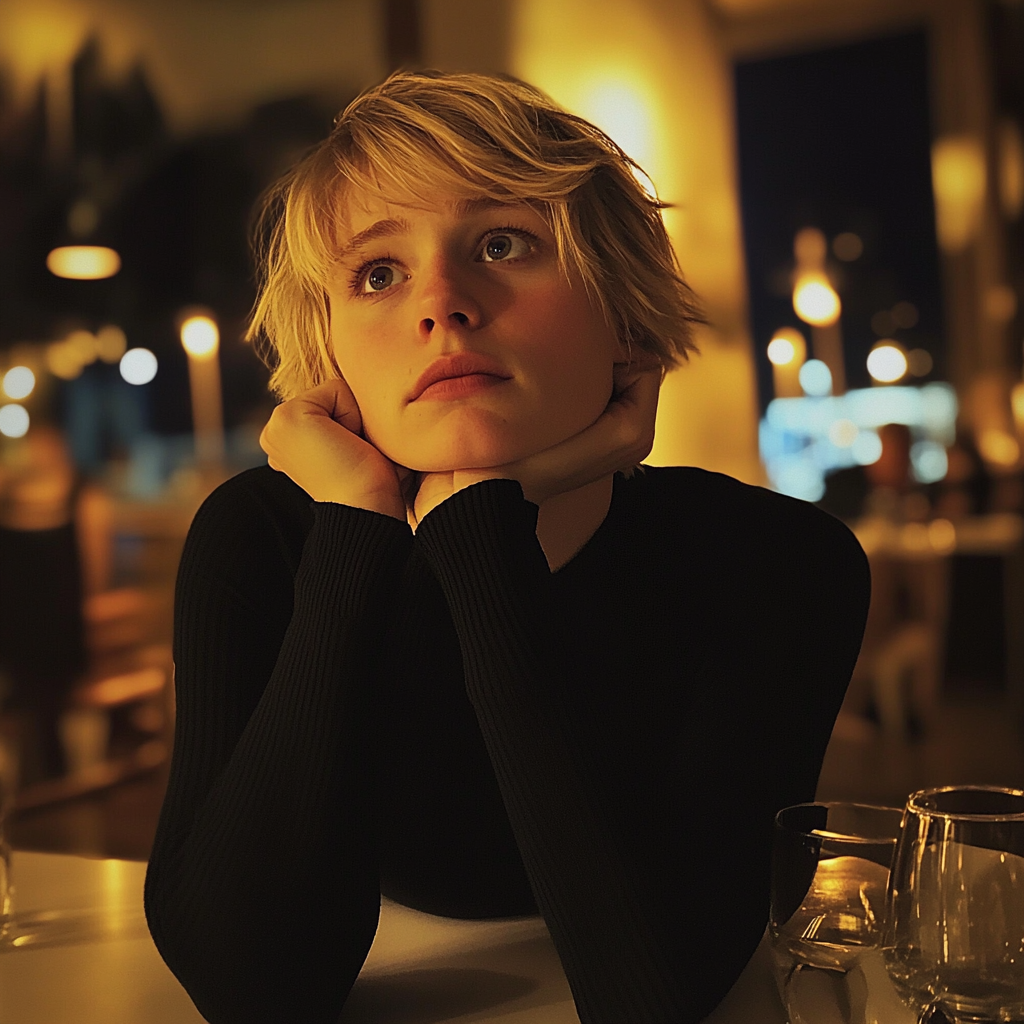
[416,479,692,1023]
[146,496,411,1024]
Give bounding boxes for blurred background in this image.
[1,0,1022,859]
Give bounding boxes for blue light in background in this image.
[761,382,958,500]
[910,440,949,484]
[798,359,833,397]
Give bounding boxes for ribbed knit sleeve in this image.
[145,476,412,1024]
[415,479,690,1023]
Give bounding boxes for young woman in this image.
[145,70,870,1024]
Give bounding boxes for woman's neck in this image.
[535,474,614,572]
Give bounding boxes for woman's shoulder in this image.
[632,465,868,579]
[181,465,313,583]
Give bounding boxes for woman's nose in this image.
[417,260,482,336]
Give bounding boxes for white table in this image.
[0,852,786,1024]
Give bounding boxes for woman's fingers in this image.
[296,377,365,436]
[259,378,406,519]
[506,364,662,505]
[260,379,363,457]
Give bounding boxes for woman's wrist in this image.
[317,491,408,522]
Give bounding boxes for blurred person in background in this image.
[0,423,114,785]
[824,423,954,738]
[933,428,992,519]
[145,70,870,1024]
[0,425,88,782]
[819,422,931,524]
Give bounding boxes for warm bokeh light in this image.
[827,418,859,448]
[2,365,35,400]
[45,340,83,380]
[799,359,832,397]
[983,284,1018,324]
[793,227,827,268]
[793,273,841,327]
[767,327,805,364]
[45,329,99,380]
[46,245,121,280]
[0,403,30,438]
[120,347,158,385]
[180,316,219,359]
[767,337,795,366]
[999,118,1024,220]
[832,232,863,262]
[1012,382,1024,438]
[928,518,956,553]
[867,343,908,384]
[891,301,919,329]
[95,324,128,363]
[908,349,933,377]
[931,135,986,252]
[767,328,805,399]
[67,329,98,364]
[978,428,1020,468]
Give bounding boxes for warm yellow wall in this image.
[511,0,764,483]
[0,0,382,133]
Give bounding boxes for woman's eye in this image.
[363,265,395,293]
[481,233,531,262]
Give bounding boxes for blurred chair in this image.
[825,425,950,738]
[0,426,172,811]
[848,545,949,737]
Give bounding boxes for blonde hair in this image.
[248,70,702,400]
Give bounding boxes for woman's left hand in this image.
[409,358,662,525]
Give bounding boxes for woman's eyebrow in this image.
[337,218,409,262]
[337,200,524,261]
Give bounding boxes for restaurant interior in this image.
[1,1,1023,1022]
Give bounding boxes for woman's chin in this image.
[375,435,540,475]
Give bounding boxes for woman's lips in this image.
[409,353,512,401]
[416,373,510,401]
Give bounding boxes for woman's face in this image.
[325,188,625,472]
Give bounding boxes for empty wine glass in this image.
[769,801,911,1024]
[882,785,1024,1023]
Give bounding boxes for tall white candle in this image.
[180,315,225,467]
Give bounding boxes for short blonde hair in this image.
[248,70,702,400]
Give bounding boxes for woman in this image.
[145,71,870,1024]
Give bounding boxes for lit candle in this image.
[792,227,846,395]
[179,313,225,467]
[767,327,806,398]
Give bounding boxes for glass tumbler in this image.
[882,785,1024,1024]
[770,801,910,1024]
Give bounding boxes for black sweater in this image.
[144,465,870,1024]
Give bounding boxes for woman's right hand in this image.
[260,378,408,522]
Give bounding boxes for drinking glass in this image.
[882,785,1024,1024]
[770,801,911,1024]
